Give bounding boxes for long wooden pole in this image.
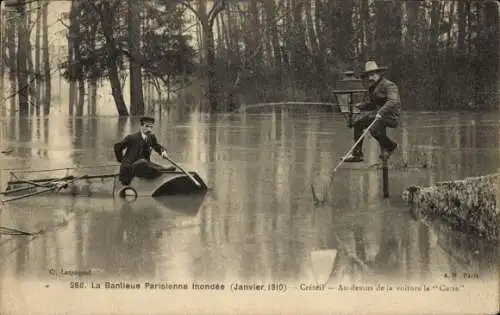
[313,117,380,205]
[1,180,56,195]
[1,175,86,203]
[163,156,201,188]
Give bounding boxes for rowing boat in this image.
[1,165,208,201]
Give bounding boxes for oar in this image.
[163,156,201,188]
[313,116,380,205]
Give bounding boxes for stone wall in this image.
[402,173,500,241]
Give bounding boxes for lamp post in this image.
[333,71,367,128]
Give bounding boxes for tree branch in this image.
[27,5,43,35]
[81,0,104,28]
[57,16,70,29]
[143,69,169,85]
[81,0,119,56]
[208,0,225,21]
[175,0,203,24]
[80,0,183,86]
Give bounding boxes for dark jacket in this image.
[114,131,166,165]
[358,77,401,122]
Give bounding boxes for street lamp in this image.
[333,71,367,128]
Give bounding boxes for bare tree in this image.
[15,2,29,115]
[83,0,129,116]
[67,0,79,116]
[5,10,17,114]
[127,0,145,115]
[34,0,42,115]
[42,0,50,115]
[0,6,4,113]
[177,0,227,112]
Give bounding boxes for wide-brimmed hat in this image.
[361,61,387,77]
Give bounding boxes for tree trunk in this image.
[68,0,79,116]
[249,1,262,78]
[86,80,91,115]
[26,0,34,115]
[264,0,282,77]
[100,1,128,116]
[291,0,303,81]
[390,1,403,82]
[0,6,4,113]
[282,0,293,84]
[88,22,98,116]
[6,14,17,115]
[215,14,224,56]
[179,0,226,113]
[106,50,128,116]
[360,0,370,60]
[128,0,145,116]
[16,3,29,116]
[42,0,50,115]
[197,0,207,63]
[374,0,390,63]
[447,1,456,48]
[204,22,218,113]
[220,8,232,83]
[305,0,318,57]
[429,0,441,53]
[76,78,85,116]
[262,3,272,70]
[34,0,42,116]
[457,0,466,52]
[405,1,419,53]
[466,1,473,53]
[74,7,84,117]
[477,1,499,110]
[305,0,320,87]
[89,78,97,115]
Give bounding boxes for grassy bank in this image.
[403,174,500,241]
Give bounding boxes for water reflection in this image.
[0,110,498,287]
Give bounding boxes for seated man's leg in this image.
[345,114,374,162]
[132,159,164,179]
[119,164,134,185]
[148,161,176,172]
[370,117,398,159]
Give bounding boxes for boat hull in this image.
[4,171,208,198]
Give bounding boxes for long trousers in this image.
[118,158,165,185]
[352,114,398,156]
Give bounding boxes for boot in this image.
[379,142,398,160]
[344,154,364,162]
[344,148,364,162]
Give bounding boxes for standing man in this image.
[344,61,401,162]
[114,116,173,185]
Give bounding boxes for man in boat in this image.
[114,116,174,186]
[344,60,401,162]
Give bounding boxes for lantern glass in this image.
[333,71,366,114]
[336,93,351,113]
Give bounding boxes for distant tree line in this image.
[1,0,498,116]
[2,0,51,116]
[208,0,498,112]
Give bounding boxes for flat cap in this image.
[140,116,155,124]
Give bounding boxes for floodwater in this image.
[0,108,498,314]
